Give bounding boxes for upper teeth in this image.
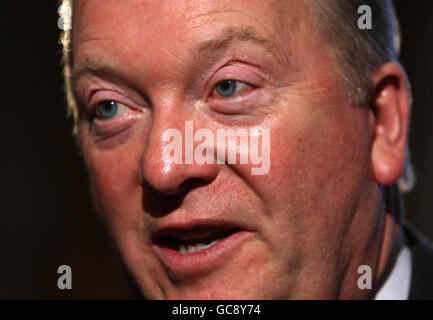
[179,239,221,254]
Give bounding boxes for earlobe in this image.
[372,134,405,185]
[370,62,411,186]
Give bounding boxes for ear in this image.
[370,62,412,186]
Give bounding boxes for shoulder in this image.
[404,223,433,300]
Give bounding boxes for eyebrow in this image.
[70,59,145,105]
[197,27,286,64]
[71,59,130,88]
[71,27,286,90]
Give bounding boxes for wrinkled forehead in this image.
[71,0,309,64]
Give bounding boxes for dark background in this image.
[1,1,432,299]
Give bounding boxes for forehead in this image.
[72,0,309,66]
[73,0,303,33]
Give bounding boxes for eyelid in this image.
[209,63,265,86]
[88,90,145,136]
[90,98,144,137]
[207,63,263,94]
[91,111,143,139]
[203,64,271,116]
[88,89,140,111]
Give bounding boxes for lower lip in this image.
[153,230,251,278]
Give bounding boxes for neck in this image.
[340,184,404,299]
[375,184,405,287]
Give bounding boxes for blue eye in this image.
[96,101,118,119]
[213,80,253,99]
[215,80,237,98]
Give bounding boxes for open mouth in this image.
[152,223,252,276]
[155,227,241,254]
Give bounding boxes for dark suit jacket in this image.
[405,225,433,299]
[371,224,433,300]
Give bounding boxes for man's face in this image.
[72,0,378,299]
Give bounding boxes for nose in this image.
[140,110,219,196]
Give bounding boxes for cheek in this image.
[84,143,143,227]
[242,100,371,236]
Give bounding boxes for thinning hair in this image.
[59,0,414,192]
[312,0,401,105]
[309,0,414,192]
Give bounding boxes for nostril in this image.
[140,163,217,196]
[141,186,184,218]
[141,178,214,218]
